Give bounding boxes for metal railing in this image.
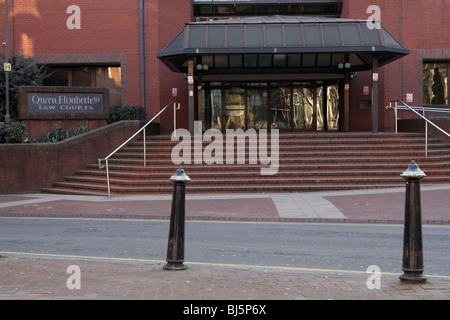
[386,100,450,158]
[98,101,180,197]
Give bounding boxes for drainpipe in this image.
[139,0,147,119]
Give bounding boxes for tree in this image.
[0,51,50,122]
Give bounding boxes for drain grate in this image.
[63,227,109,233]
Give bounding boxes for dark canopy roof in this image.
[158,15,409,73]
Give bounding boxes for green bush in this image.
[0,122,26,143]
[121,105,145,121]
[108,106,145,123]
[38,123,89,143]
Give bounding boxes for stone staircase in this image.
[42,132,450,196]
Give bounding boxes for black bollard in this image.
[164,168,190,271]
[399,160,427,283]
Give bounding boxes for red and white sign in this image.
[187,76,194,84]
[372,73,379,81]
[172,88,177,97]
[363,86,370,95]
[406,93,413,103]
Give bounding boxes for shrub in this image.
[108,105,145,123]
[0,122,26,143]
[39,123,89,143]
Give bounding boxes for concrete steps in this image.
[42,132,450,196]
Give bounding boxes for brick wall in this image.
[0,0,190,132]
[0,120,141,194]
[343,0,450,132]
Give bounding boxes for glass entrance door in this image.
[202,80,340,132]
[292,82,314,130]
[247,83,268,129]
[270,83,291,129]
[225,84,246,130]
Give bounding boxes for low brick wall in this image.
[398,117,450,142]
[0,120,141,194]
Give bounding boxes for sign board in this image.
[406,93,413,103]
[28,93,103,114]
[363,86,370,95]
[372,73,379,81]
[187,76,194,84]
[3,63,11,72]
[172,88,178,97]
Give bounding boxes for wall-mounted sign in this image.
[372,73,379,81]
[3,63,12,72]
[406,93,413,103]
[172,88,178,97]
[28,93,103,114]
[363,86,370,95]
[188,76,194,84]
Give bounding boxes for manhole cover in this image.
[64,227,109,233]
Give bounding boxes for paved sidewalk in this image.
[1,185,449,300]
[0,184,449,224]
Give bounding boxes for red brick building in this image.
[1,0,449,135]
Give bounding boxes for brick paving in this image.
[1,257,450,301]
[0,185,449,300]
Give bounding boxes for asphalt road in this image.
[1,217,450,278]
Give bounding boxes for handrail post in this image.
[174,102,177,137]
[423,108,428,158]
[394,101,398,134]
[106,159,111,198]
[143,127,147,168]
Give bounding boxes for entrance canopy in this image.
[157,15,409,74]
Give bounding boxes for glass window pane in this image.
[341,24,362,46]
[43,67,69,86]
[288,54,302,67]
[247,83,268,130]
[259,54,272,68]
[246,26,264,47]
[225,85,246,130]
[285,25,303,47]
[273,54,287,67]
[229,55,242,68]
[303,25,323,47]
[208,26,225,48]
[202,55,214,68]
[227,26,245,48]
[202,83,222,131]
[360,25,382,46]
[293,83,314,129]
[265,25,283,47]
[189,26,207,48]
[214,55,228,68]
[96,67,122,108]
[302,54,316,67]
[423,63,448,105]
[72,67,92,87]
[317,54,331,67]
[244,54,257,68]
[323,24,342,46]
[271,83,291,129]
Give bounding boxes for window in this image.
[43,66,122,107]
[423,62,448,106]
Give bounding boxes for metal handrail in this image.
[386,100,450,158]
[98,101,180,197]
